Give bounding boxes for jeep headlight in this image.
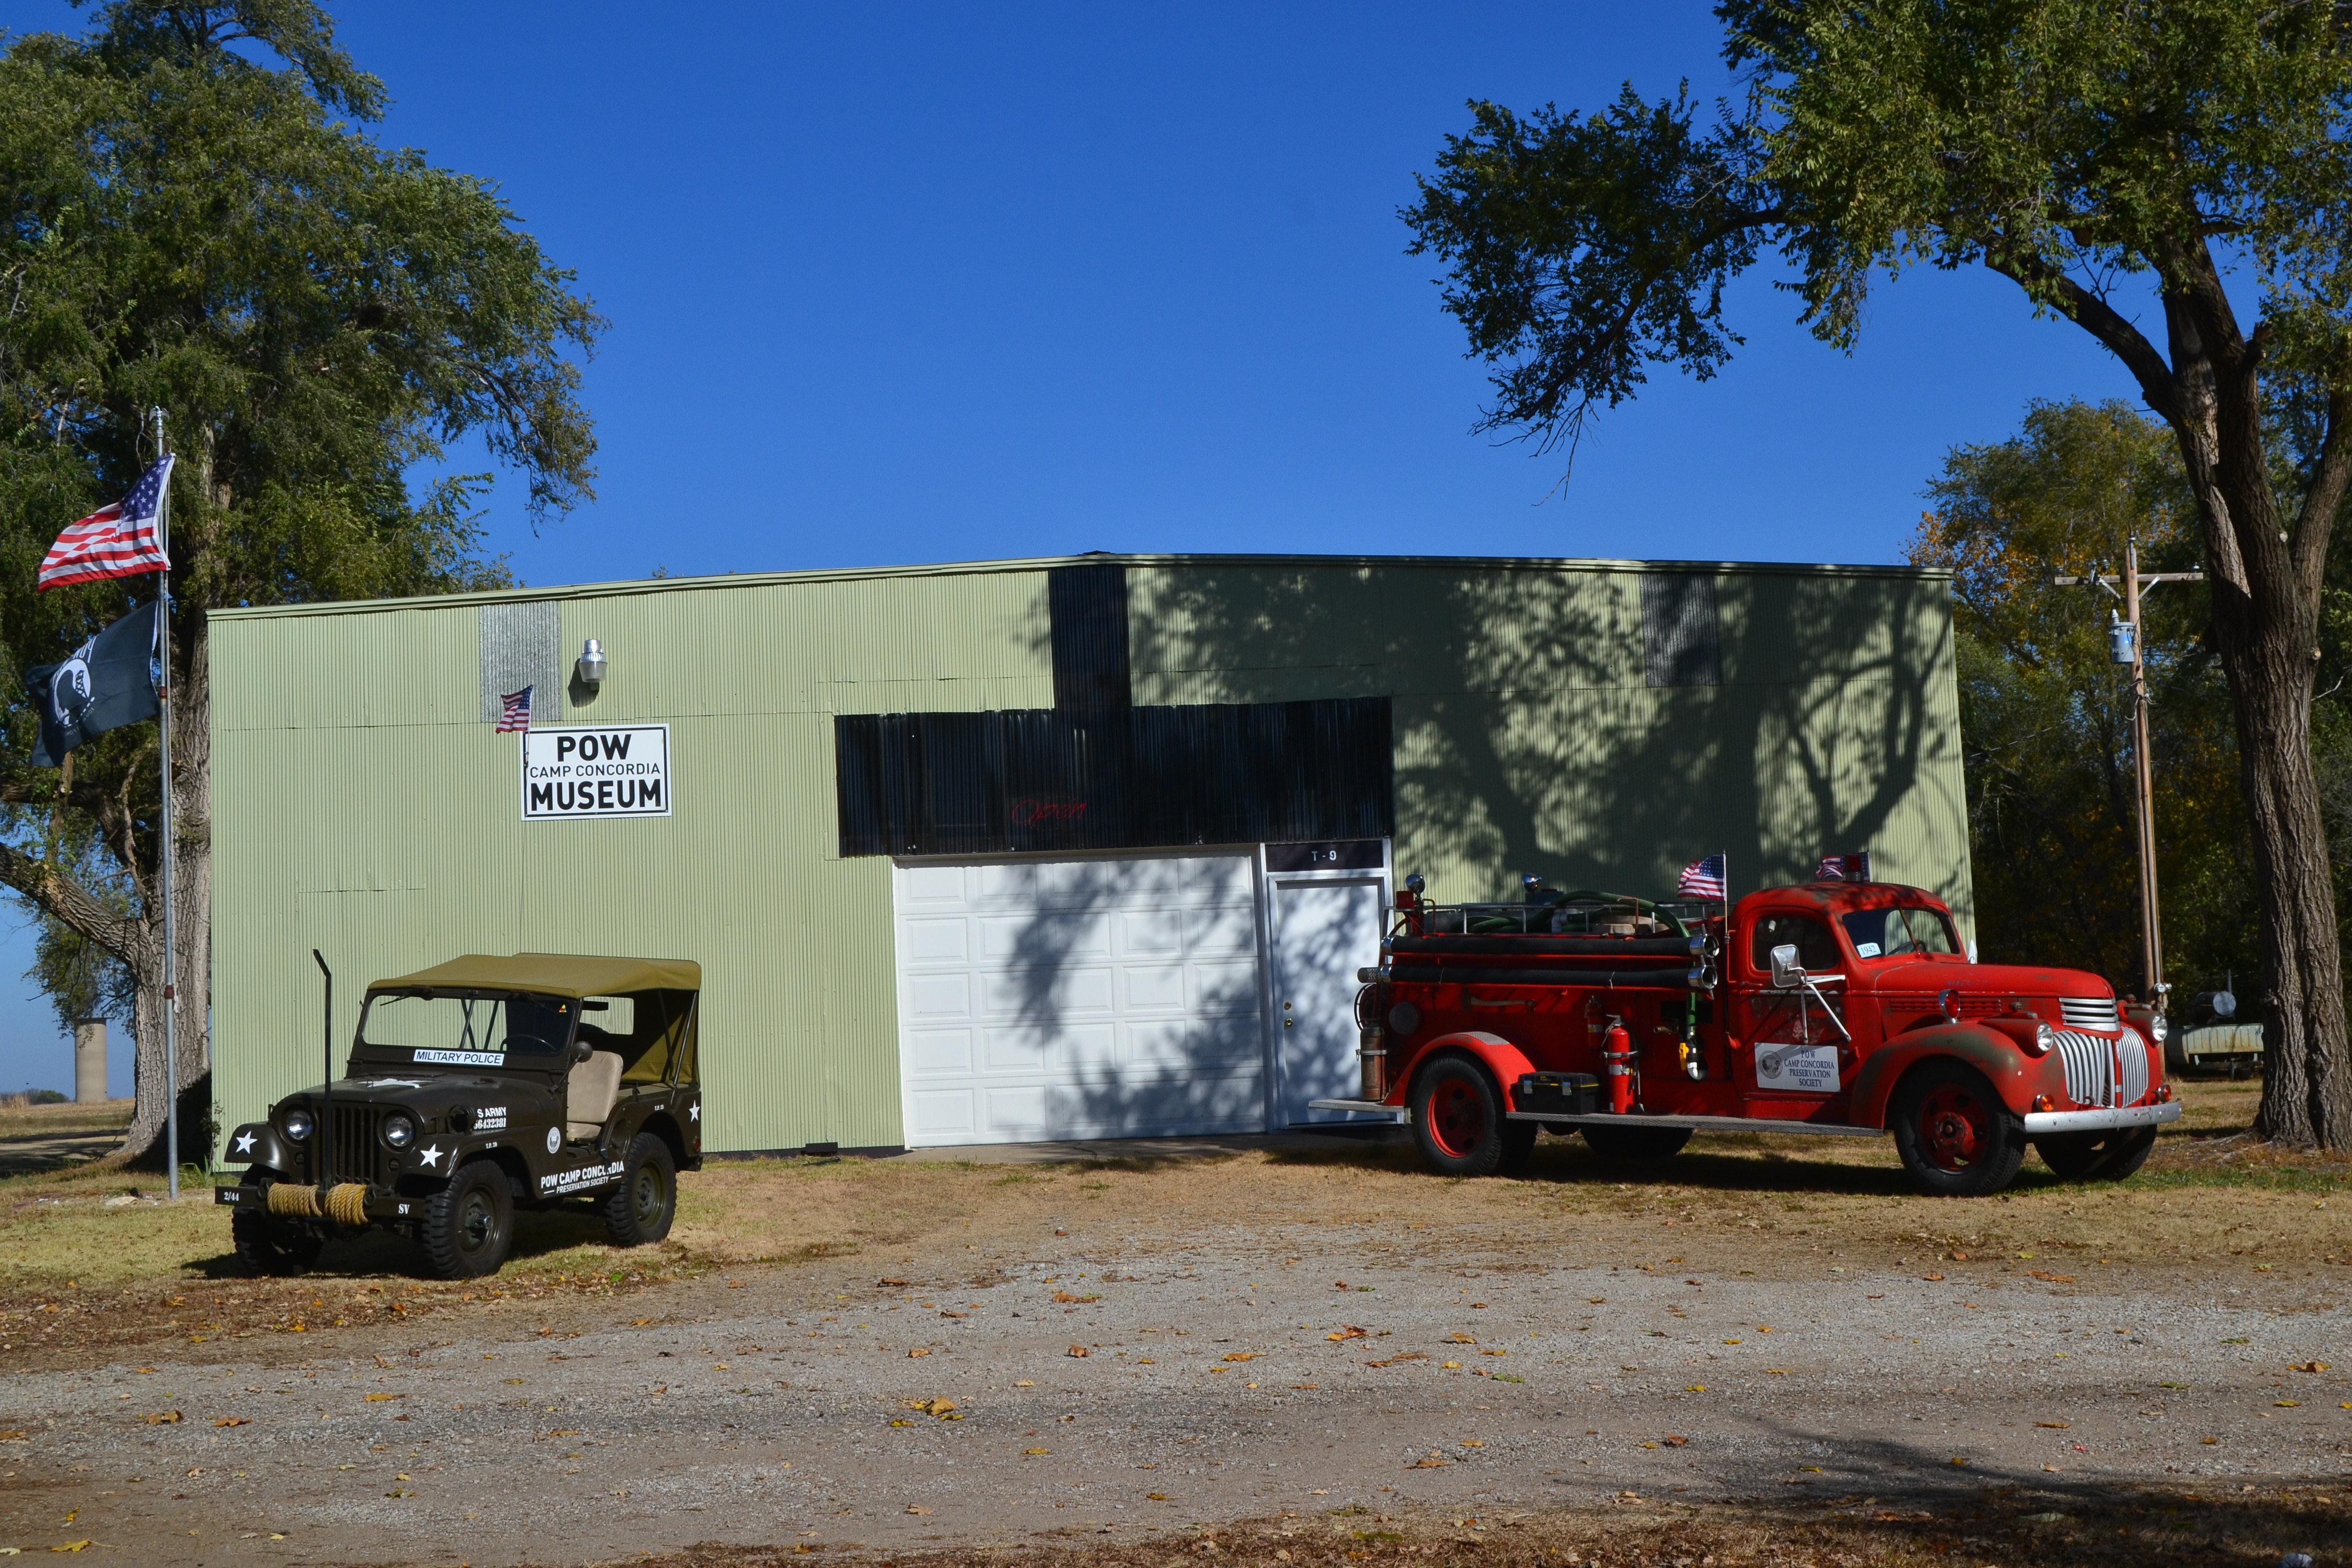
[382,1113,415,1150]
[2148,1014,2169,1044]
[282,1107,313,1142]
[2028,1024,2055,1057]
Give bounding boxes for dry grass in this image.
[2,1075,2346,1365]
[642,1483,2352,1568]
[0,1094,130,1140]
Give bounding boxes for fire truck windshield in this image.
[1840,906,1959,960]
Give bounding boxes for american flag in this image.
[1814,854,1846,881]
[38,456,174,591]
[496,687,533,732]
[1677,853,1726,901]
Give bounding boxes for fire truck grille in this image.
[329,1107,384,1186]
[2060,996,2122,1031]
[2118,1037,2149,1106]
[2054,1031,2117,1107]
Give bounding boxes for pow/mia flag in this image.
[27,603,161,767]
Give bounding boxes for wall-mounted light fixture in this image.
[576,638,607,688]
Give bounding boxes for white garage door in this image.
[892,853,1267,1146]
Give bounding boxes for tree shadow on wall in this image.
[1125,561,1960,913]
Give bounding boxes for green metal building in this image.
[208,552,1969,1158]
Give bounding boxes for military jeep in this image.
[217,953,703,1279]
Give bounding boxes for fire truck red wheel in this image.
[1410,1056,1534,1178]
[1891,1060,2025,1196]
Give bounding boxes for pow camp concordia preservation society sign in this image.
[521,725,671,819]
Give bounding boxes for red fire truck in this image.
[1313,864,2178,1196]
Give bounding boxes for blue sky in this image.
[0,1,2146,1093]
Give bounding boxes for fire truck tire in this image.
[1891,1061,2026,1196]
[2035,1124,2157,1182]
[1410,1056,1533,1178]
[1579,1125,1693,1164]
[231,1206,324,1276]
[420,1159,515,1279]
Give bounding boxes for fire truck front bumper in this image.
[2021,1101,2183,1135]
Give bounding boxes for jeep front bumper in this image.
[214,1179,425,1223]
[2021,1101,2183,1135]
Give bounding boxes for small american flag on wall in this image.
[496,686,533,732]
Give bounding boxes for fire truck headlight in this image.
[2147,1014,2169,1044]
[2028,1024,2055,1057]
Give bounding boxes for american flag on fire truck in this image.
[1677,853,1726,901]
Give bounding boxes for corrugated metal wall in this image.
[209,554,1966,1159]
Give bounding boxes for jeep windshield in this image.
[358,990,578,1064]
[1839,906,1961,961]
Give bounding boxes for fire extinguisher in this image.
[1602,1016,1635,1114]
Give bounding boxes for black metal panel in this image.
[833,697,1393,857]
[1641,573,1721,687]
[1265,839,1385,872]
[1047,564,1132,721]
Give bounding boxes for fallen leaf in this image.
[1014,1380,1035,1388]
[1024,1447,1050,1456]
[363,1393,401,1403]
[2026,1270,2077,1283]
[903,1398,959,1417]
[908,1348,931,1359]
[1461,1438,1484,1448]
[2294,1361,2333,1373]
[630,1318,654,1327]
[1222,1352,1257,1362]
[1067,1345,1090,1358]
[1482,1350,1507,1357]
[878,1278,910,1288]
[1922,1273,1945,1282]
[1326,1327,1367,1342]
[1408,1457,1451,1469]
[1447,1333,1478,1344]
[1948,1250,1968,1261]
[2035,1421,2069,1429]
[1685,1385,1705,1393]
[1949,1456,1969,1467]
[48,1542,90,1554]
[1766,1368,1792,1375]
[2276,1400,2302,1408]
[142,1411,181,1425]
[1147,1492,1168,1501]
[905,1505,932,1515]
[890,1419,914,1427]
[1441,1361,1462,1369]
[1662,1434,1688,1448]
[212,1417,249,1429]
[1292,1383,1317,1390]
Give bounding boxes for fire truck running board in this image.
[1306,1098,1410,1122]
[1507,1111,1886,1138]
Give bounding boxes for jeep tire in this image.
[1892,1060,2027,1196]
[421,1158,514,1279]
[602,1133,677,1247]
[1410,1056,1535,1178]
[232,1203,324,1276]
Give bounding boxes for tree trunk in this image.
[119,612,212,1167]
[2179,378,2352,1148]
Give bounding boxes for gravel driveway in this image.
[5,1197,2348,1565]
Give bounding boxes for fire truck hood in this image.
[1866,958,2113,1001]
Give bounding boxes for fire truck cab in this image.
[1315,870,2178,1195]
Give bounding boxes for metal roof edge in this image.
[208,552,1951,622]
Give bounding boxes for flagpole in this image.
[153,407,177,1202]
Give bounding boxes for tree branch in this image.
[0,842,141,963]
[1984,250,2181,425]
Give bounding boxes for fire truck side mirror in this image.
[1769,943,1802,990]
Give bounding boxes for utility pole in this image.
[2056,538,2203,1009]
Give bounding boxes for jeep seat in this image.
[567,1050,623,1142]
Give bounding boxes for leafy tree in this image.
[0,1,599,1162]
[1912,401,2264,997]
[1404,2,2352,1147]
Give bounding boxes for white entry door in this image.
[1270,877,1386,1125]
[892,853,1267,1146]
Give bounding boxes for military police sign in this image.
[522,725,671,819]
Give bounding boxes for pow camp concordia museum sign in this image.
[522,725,672,819]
